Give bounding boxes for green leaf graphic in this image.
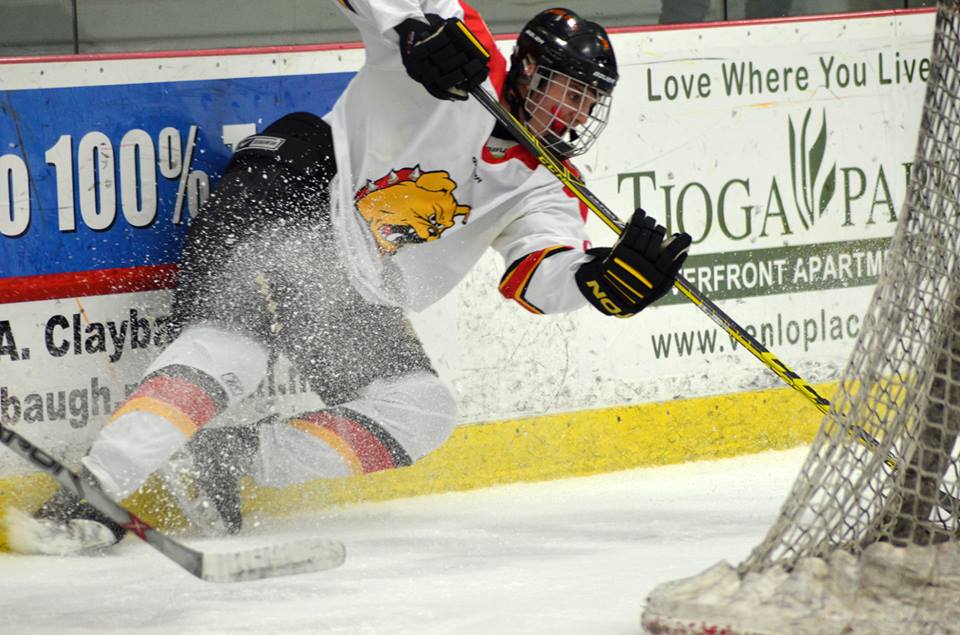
[788,113,809,230]
[799,109,812,226]
[809,113,827,211]
[788,108,835,229]
[819,163,837,217]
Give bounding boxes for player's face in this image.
[514,62,612,158]
[522,72,598,140]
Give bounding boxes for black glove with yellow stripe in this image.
[575,209,691,317]
[395,15,490,101]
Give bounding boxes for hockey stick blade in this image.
[0,422,345,582]
[200,537,345,583]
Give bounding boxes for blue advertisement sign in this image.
[0,71,353,282]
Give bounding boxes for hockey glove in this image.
[575,208,692,317]
[395,15,490,101]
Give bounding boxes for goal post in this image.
[642,3,960,633]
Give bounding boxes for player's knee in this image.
[353,370,457,464]
[144,326,269,407]
[409,375,457,461]
[249,372,456,488]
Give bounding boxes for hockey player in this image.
[26,2,691,550]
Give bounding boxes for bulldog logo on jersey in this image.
[355,166,471,254]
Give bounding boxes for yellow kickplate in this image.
[0,474,58,551]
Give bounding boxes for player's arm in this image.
[332,1,489,100]
[498,244,588,315]
[331,0,424,33]
[495,203,690,317]
[574,209,691,318]
[494,194,594,315]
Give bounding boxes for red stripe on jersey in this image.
[299,411,397,473]
[459,1,507,95]
[499,246,573,314]
[125,375,219,428]
[500,250,547,302]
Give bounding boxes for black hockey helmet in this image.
[504,8,618,158]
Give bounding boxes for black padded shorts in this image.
[172,112,434,405]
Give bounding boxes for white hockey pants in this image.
[83,325,456,500]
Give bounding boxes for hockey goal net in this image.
[642,4,960,634]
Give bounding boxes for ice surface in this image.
[0,448,806,635]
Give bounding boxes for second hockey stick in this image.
[470,86,959,510]
[0,422,346,582]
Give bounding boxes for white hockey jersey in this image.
[324,0,595,314]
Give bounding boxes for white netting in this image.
[643,3,960,633]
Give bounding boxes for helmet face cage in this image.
[521,64,613,159]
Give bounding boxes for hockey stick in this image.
[0,422,345,582]
[471,86,960,509]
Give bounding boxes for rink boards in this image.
[0,9,936,525]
